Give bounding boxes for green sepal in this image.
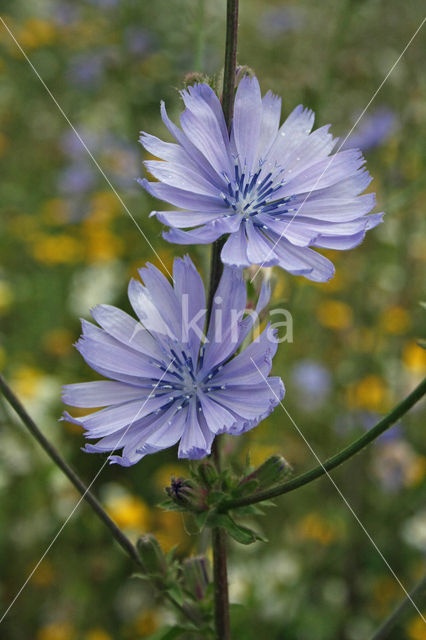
[166,584,185,606]
[233,478,259,497]
[157,499,187,512]
[205,490,226,506]
[210,513,267,545]
[194,510,209,529]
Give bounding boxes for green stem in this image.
[371,572,426,640]
[221,377,426,511]
[0,375,196,624]
[209,2,239,638]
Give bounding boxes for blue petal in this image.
[62,380,146,408]
[220,224,249,267]
[257,90,282,160]
[231,75,263,173]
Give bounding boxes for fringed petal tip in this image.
[61,410,82,426]
[178,445,211,461]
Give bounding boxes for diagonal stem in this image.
[221,377,426,510]
[0,375,195,623]
[371,572,426,639]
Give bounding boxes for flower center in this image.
[220,161,294,223]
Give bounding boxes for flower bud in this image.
[241,455,291,492]
[181,555,211,601]
[166,476,207,512]
[197,462,218,488]
[137,534,167,577]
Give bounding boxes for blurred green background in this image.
[0,0,425,639]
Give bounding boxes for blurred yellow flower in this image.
[346,374,389,412]
[321,270,343,292]
[403,341,426,374]
[270,270,289,301]
[106,495,149,531]
[139,249,174,277]
[0,281,14,313]
[380,306,410,334]
[89,191,120,221]
[408,456,426,488]
[12,366,44,399]
[371,575,400,614]
[36,623,73,640]
[407,615,426,640]
[316,300,353,330]
[252,318,267,341]
[133,610,158,636]
[17,18,56,50]
[32,233,81,265]
[152,510,188,552]
[85,629,113,640]
[244,443,278,468]
[43,329,73,357]
[82,226,124,263]
[153,463,185,490]
[30,560,55,587]
[297,512,339,546]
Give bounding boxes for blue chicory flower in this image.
[291,359,332,411]
[62,256,284,465]
[342,107,397,152]
[139,76,383,282]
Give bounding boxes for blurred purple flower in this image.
[140,76,383,282]
[62,256,284,465]
[60,128,101,157]
[334,410,402,443]
[125,26,151,56]
[291,359,331,411]
[259,7,303,39]
[372,440,416,493]
[57,163,96,194]
[342,108,398,152]
[68,51,112,88]
[53,2,81,26]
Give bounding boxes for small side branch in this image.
[222,377,426,510]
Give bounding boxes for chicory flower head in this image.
[140,76,383,282]
[62,256,284,466]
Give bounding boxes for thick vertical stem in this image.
[208,4,238,637]
[212,527,230,639]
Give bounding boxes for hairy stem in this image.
[0,375,195,623]
[208,3,239,638]
[221,377,426,510]
[371,572,426,640]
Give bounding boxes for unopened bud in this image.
[241,455,291,491]
[166,477,207,512]
[181,555,211,601]
[197,462,218,488]
[137,534,166,577]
